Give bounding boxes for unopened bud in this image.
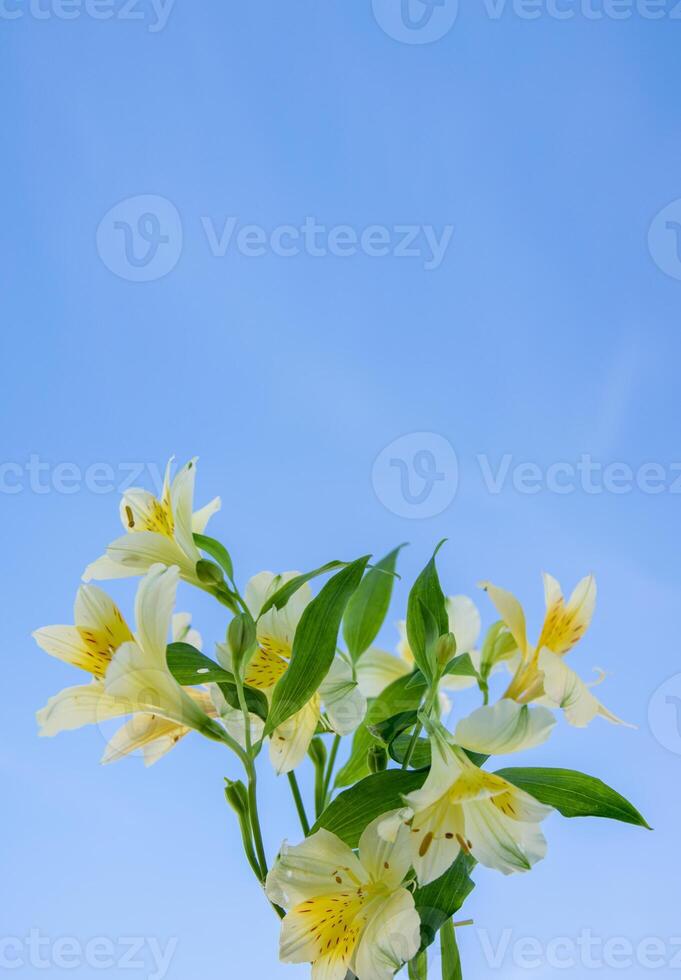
[308,736,327,770]
[224,779,249,816]
[436,632,457,669]
[228,614,256,663]
[196,559,224,586]
[367,745,388,773]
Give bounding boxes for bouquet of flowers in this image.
[34,458,648,980]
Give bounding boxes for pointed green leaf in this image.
[407,544,449,681]
[343,545,405,660]
[166,642,268,720]
[415,854,476,949]
[264,557,370,734]
[193,533,234,581]
[334,671,427,787]
[259,561,349,616]
[313,769,424,846]
[495,767,651,828]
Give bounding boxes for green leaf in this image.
[259,561,349,616]
[495,767,651,829]
[334,672,427,787]
[389,732,432,769]
[443,653,477,678]
[193,533,234,581]
[216,681,269,722]
[367,710,418,745]
[264,557,371,734]
[313,769,424,846]
[407,543,449,681]
[166,642,233,684]
[342,545,405,660]
[414,854,476,949]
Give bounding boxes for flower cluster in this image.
[34,459,646,980]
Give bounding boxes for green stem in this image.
[440,919,462,980]
[233,664,269,882]
[401,722,423,770]
[408,950,428,980]
[321,734,341,806]
[287,772,311,835]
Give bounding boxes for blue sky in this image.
[3,2,681,978]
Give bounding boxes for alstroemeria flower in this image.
[36,565,226,747]
[387,726,552,885]
[83,458,220,588]
[265,814,421,980]
[356,596,483,710]
[480,573,630,729]
[219,571,366,774]
[101,614,263,767]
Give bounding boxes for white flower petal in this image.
[321,659,367,735]
[358,810,413,890]
[105,531,194,579]
[169,458,200,559]
[101,714,187,766]
[538,649,628,728]
[455,700,556,755]
[464,799,548,875]
[479,581,528,657]
[447,595,481,653]
[355,648,410,699]
[191,496,221,534]
[269,697,320,774]
[37,682,132,736]
[134,564,179,663]
[409,795,464,886]
[354,889,421,980]
[265,829,366,908]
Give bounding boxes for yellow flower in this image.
[389,726,552,885]
[218,571,366,774]
[83,458,220,587]
[266,815,420,980]
[480,573,630,728]
[36,565,229,754]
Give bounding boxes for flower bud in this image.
[367,745,388,773]
[224,778,249,817]
[436,632,457,670]
[228,614,256,663]
[308,736,327,770]
[196,559,225,586]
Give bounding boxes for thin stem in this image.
[408,950,428,980]
[401,722,423,770]
[287,771,311,835]
[440,919,462,980]
[321,734,341,806]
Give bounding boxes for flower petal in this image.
[104,531,194,580]
[265,829,366,908]
[101,714,188,766]
[134,564,179,663]
[479,581,528,657]
[269,696,321,774]
[37,682,132,736]
[538,649,630,727]
[447,595,481,653]
[169,459,201,560]
[455,700,556,755]
[464,798,548,875]
[358,810,413,890]
[321,659,367,736]
[191,496,221,534]
[32,626,93,674]
[537,573,596,656]
[353,889,421,980]
[355,648,410,699]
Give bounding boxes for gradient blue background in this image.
[3,1,680,977]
